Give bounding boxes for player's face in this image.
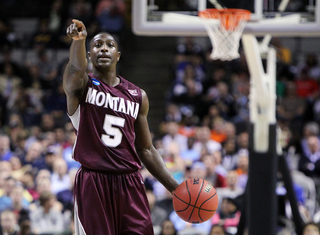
[89,33,120,68]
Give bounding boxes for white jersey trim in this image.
[74,198,87,235]
[68,105,80,131]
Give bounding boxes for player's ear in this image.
[88,51,91,60]
[117,51,121,62]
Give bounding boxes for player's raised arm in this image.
[135,89,179,194]
[63,19,88,114]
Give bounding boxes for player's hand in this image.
[66,19,87,40]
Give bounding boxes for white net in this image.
[200,10,250,61]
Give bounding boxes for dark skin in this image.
[63,19,179,193]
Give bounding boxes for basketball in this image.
[173,178,218,223]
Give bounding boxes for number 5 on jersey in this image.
[102,114,125,147]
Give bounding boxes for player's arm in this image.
[135,89,179,193]
[63,19,88,115]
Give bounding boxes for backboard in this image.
[132,0,320,36]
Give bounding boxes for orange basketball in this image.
[173,178,218,223]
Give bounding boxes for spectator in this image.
[24,126,42,151]
[299,135,320,178]
[146,189,167,227]
[180,137,200,166]
[17,209,31,235]
[0,177,16,211]
[54,126,68,148]
[236,131,249,151]
[221,138,238,171]
[48,0,68,34]
[20,171,38,202]
[212,150,228,177]
[201,154,227,188]
[6,86,39,127]
[159,219,177,235]
[211,197,241,232]
[30,19,55,49]
[30,191,64,234]
[0,63,21,100]
[45,83,67,122]
[235,149,249,190]
[216,170,244,211]
[193,126,221,155]
[169,208,212,234]
[298,53,320,81]
[0,134,13,161]
[210,117,227,143]
[69,0,92,26]
[232,78,250,124]
[190,161,207,180]
[62,131,81,170]
[6,114,26,152]
[178,115,197,138]
[171,77,206,119]
[33,49,58,91]
[57,167,77,212]
[40,114,56,132]
[21,141,46,172]
[0,48,24,80]
[0,183,30,215]
[95,0,126,37]
[40,132,58,153]
[300,122,320,158]
[0,20,18,51]
[0,209,19,235]
[175,37,204,59]
[209,224,227,235]
[163,103,182,123]
[211,82,235,120]
[162,121,188,154]
[51,158,70,195]
[9,156,31,182]
[277,81,306,137]
[33,176,52,205]
[295,68,319,99]
[44,145,61,173]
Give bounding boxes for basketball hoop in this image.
[199,9,251,61]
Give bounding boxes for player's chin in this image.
[96,62,112,68]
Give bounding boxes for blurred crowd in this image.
[1,0,320,235]
[142,36,320,235]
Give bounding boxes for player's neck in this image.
[92,68,119,87]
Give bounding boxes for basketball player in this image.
[63,19,179,234]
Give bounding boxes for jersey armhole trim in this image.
[68,105,80,131]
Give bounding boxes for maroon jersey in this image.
[69,73,142,173]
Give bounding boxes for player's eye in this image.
[109,43,115,47]
[95,43,101,48]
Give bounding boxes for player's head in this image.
[88,32,121,69]
[302,222,320,235]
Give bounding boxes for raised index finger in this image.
[72,19,84,29]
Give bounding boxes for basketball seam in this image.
[187,179,204,222]
[173,195,216,212]
[198,192,217,221]
[174,198,216,212]
[173,180,192,213]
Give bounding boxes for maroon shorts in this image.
[74,167,154,235]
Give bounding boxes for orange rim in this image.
[199,9,251,30]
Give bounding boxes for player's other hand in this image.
[67,19,87,40]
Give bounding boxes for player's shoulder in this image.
[118,76,145,97]
[119,76,141,89]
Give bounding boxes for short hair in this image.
[39,191,55,206]
[90,32,113,45]
[302,222,320,232]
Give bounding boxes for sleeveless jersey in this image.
[69,73,143,173]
